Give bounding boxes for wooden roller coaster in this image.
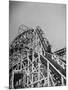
[9,25,66,89]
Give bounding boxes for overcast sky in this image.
[9,1,66,52]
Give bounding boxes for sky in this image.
[9,1,66,52]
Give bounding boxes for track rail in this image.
[36,27,66,79]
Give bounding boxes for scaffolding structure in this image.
[9,25,66,89]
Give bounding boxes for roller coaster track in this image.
[9,25,66,88]
[36,27,66,78]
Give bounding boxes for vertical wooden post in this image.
[61,76,64,86]
[20,52,22,70]
[47,61,50,86]
[31,50,34,88]
[12,71,14,89]
[38,51,40,87]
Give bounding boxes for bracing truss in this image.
[9,25,66,89]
